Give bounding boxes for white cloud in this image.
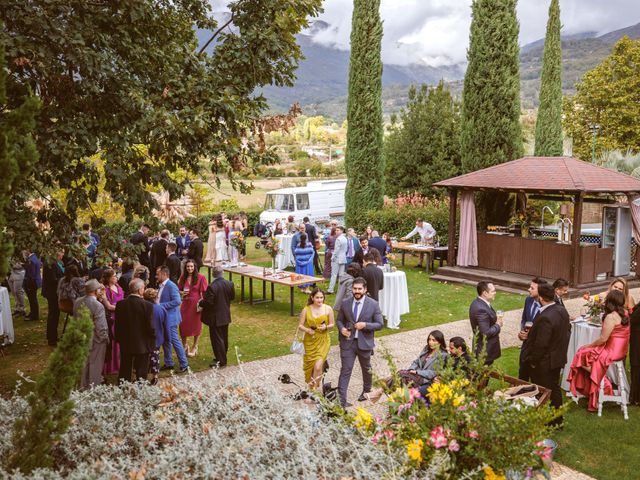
[311,0,640,66]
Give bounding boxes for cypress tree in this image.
[460,0,523,225]
[344,0,384,226]
[7,309,93,474]
[534,0,563,156]
[0,31,40,273]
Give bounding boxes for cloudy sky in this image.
[309,0,640,66]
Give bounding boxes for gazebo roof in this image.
[433,156,640,194]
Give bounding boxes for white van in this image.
[259,179,347,228]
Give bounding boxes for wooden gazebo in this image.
[433,156,640,289]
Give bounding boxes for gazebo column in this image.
[447,189,458,266]
[570,193,584,285]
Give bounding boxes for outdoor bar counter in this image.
[477,232,613,284]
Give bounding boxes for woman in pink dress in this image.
[568,289,630,411]
[178,259,208,357]
[100,268,124,375]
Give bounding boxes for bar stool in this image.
[598,360,629,420]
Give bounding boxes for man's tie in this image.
[353,300,360,322]
[347,239,354,257]
[531,301,540,319]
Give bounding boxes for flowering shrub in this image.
[0,374,401,478]
[384,192,433,209]
[342,355,561,479]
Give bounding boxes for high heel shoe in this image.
[190,345,198,357]
[184,344,191,357]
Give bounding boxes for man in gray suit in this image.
[469,281,503,365]
[328,226,348,294]
[336,277,384,406]
[74,279,109,389]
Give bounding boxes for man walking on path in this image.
[469,281,503,365]
[328,226,347,294]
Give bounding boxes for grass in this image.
[0,238,524,395]
[493,347,640,480]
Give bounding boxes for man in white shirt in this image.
[401,218,437,268]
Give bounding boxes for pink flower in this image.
[429,426,449,449]
[408,415,416,423]
[448,440,460,452]
[374,415,383,425]
[457,404,467,411]
[467,430,479,439]
[371,432,382,445]
[469,401,477,408]
[383,430,395,440]
[409,388,421,401]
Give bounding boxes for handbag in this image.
[290,327,305,355]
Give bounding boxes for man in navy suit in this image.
[175,225,191,261]
[469,281,503,365]
[518,277,547,381]
[336,277,384,406]
[23,249,42,321]
[367,231,388,264]
[156,265,189,373]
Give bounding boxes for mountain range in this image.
[259,21,640,121]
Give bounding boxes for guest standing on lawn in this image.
[298,288,334,390]
[8,257,26,317]
[294,233,315,294]
[178,259,208,357]
[199,266,235,368]
[469,281,503,365]
[327,226,347,294]
[333,262,362,309]
[568,289,630,412]
[361,252,383,302]
[142,287,168,385]
[187,229,204,271]
[114,278,155,383]
[23,248,42,321]
[57,264,85,315]
[323,226,336,279]
[75,279,109,389]
[100,268,124,375]
[157,266,189,373]
[42,250,64,346]
[164,242,182,284]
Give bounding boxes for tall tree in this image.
[460,0,523,225]
[563,37,640,161]
[0,31,40,273]
[344,0,384,226]
[384,82,461,197]
[1,0,321,255]
[534,0,563,156]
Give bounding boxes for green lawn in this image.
[493,348,639,480]
[0,239,525,394]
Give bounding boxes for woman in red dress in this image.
[568,289,630,411]
[178,260,208,357]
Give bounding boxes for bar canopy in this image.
[433,156,640,195]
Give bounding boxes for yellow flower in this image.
[593,295,600,302]
[354,407,373,430]
[452,393,466,407]
[388,386,406,403]
[484,466,506,480]
[406,439,424,462]
[427,383,453,405]
[450,379,470,390]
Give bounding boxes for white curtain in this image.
[456,191,478,267]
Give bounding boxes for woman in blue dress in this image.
[294,233,315,294]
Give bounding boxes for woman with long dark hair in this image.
[568,289,630,412]
[297,288,334,390]
[294,233,315,294]
[178,259,208,357]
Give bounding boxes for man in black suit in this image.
[367,231,388,264]
[469,281,503,365]
[199,266,235,368]
[188,228,204,271]
[114,278,156,383]
[164,242,182,284]
[523,283,571,424]
[336,277,384,406]
[517,277,546,381]
[150,229,170,287]
[303,216,321,275]
[361,252,383,302]
[552,277,569,307]
[131,223,151,268]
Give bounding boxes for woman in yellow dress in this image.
[298,288,334,390]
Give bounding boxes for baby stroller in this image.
[253,221,274,249]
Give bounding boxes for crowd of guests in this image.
[4,219,239,388]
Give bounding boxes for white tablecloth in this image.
[378,270,410,329]
[276,234,295,270]
[0,286,14,345]
[560,320,622,392]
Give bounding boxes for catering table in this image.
[378,270,410,329]
[0,286,15,345]
[560,319,625,392]
[392,242,437,273]
[276,234,295,270]
[219,263,324,316]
